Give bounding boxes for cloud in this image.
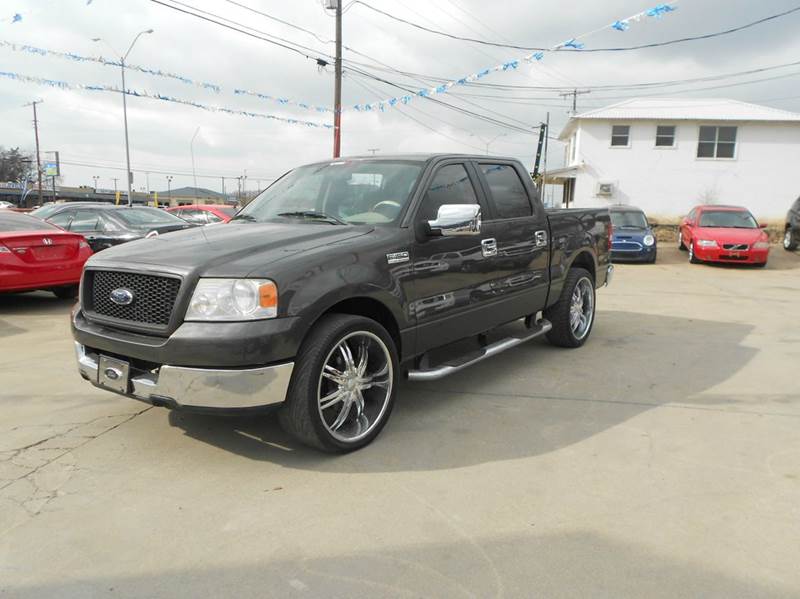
[2,0,800,191]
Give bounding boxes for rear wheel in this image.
[52,285,78,300]
[784,228,798,251]
[279,314,398,453]
[544,267,595,348]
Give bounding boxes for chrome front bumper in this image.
[74,342,293,410]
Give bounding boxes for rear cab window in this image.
[478,163,532,219]
[0,213,61,232]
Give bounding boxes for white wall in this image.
[566,119,800,220]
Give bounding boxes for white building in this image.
[550,98,800,220]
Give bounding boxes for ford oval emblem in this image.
[104,367,121,381]
[109,288,134,306]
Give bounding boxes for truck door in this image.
[474,161,551,316]
[409,161,497,353]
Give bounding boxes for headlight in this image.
[753,241,770,249]
[185,278,278,321]
[643,234,655,247]
[697,239,718,248]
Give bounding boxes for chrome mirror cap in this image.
[427,204,481,237]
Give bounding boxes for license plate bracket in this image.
[98,355,130,394]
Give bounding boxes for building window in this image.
[611,125,630,147]
[697,126,737,159]
[655,125,676,147]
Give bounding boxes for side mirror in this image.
[648,220,658,227]
[427,204,481,237]
[759,223,768,229]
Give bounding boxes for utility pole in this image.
[166,175,173,205]
[112,177,118,193]
[367,148,380,156]
[558,89,591,115]
[92,175,99,191]
[333,0,343,158]
[221,176,226,199]
[25,100,44,207]
[542,112,550,208]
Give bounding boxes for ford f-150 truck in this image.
[72,154,612,452]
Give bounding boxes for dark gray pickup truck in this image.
[72,154,612,452]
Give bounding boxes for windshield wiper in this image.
[277,210,346,225]
[230,213,258,222]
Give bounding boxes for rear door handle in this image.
[534,230,548,247]
[481,238,497,258]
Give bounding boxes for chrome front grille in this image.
[85,270,181,327]
[722,243,749,251]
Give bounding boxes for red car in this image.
[679,205,770,267]
[166,204,237,225]
[0,211,93,298]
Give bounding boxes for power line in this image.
[60,159,276,181]
[348,2,800,53]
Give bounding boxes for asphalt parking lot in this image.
[1,247,799,598]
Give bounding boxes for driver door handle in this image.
[481,238,497,258]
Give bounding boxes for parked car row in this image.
[785,196,800,251]
[611,203,782,267]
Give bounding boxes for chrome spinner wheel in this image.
[569,277,595,341]
[316,331,393,443]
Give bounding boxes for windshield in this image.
[699,210,757,229]
[238,160,424,225]
[610,211,648,228]
[113,207,186,227]
[219,207,237,217]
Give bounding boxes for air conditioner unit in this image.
[597,182,615,196]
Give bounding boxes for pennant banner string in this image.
[0,40,334,113]
[0,70,333,128]
[350,3,677,112]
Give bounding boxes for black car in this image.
[72,154,613,452]
[785,196,800,251]
[609,205,657,263]
[43,204,196,252]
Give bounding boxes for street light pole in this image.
[93,29,153,207]
[190,126,200,196]
[92,175,99,191]
[166,175,173,205]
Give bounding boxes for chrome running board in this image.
[406,319,552,382]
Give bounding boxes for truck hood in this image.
[86,221,373,277]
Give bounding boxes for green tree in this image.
[0,146,34,183]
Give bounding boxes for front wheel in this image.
[544,267,596,348]
[689,243,700,264]
[279,314,398,453]
[678,231,687,251]
[785,228,798,251]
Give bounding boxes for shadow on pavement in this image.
[168,311,756,472]
[5,529,791,598]
[654,246,799,270]
[0,290,76,314]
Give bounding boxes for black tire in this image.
[678,231,687,251]
[544,267,596,348]
[648,251,657,264]
[784,228,798,251]
[52,285,78,299]
[754,261,767,268]
[689,242,700,264]
[278,314,398,453]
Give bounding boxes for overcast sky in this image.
[3,0,800,195]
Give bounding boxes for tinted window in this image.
[419,164,478,221]
[48,211,74,229]
[0,212,60,232]
[205,212,223,223]
[113,207,184,227]
[611,125,630,147]
[179,210,208,225]
[219,207,236,217]
[699,210,757,229]
[698,126,737,159]
[69,210,102,232]
[655,125,675,147]
[479,164,531,219]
